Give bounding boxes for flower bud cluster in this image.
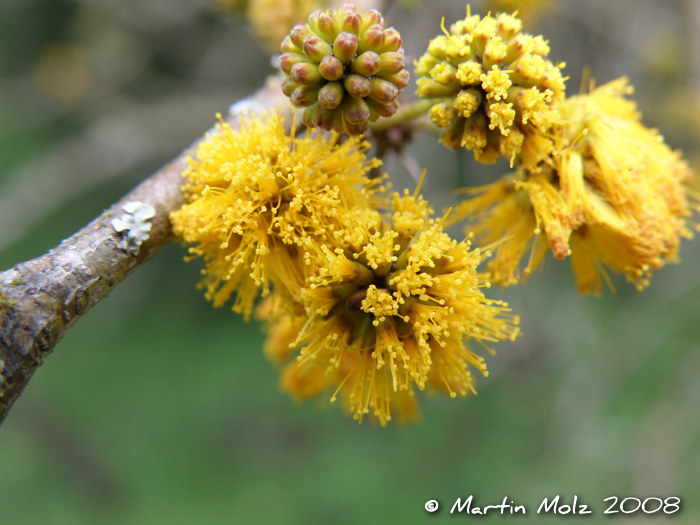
[415,9,566,169]
[279,3,409,135]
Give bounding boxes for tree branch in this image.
[0,83,290,425]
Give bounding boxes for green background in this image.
[1,0,699,523]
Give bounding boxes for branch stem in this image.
[0,84,290,425]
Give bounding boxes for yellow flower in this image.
[452,78,698,294]
[285,190,519,425]
[415,7,565,169]
[559,78,696,292]
[170,111,384,318]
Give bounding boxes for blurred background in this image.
[1,0,700,523]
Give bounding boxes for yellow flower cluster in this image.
[415,8,566,168]
[172,5,699,428]
[260,190,519,425]
[451,78,697,293]
[170,112,383,319]
[170,111,520,424]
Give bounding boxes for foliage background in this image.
[1,0,700,523]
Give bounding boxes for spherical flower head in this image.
[451,78,698,294]
[286,191,519,425]
[415,7,566,169]
[247,0,325,55]
[278,3,409,135]
[557,78,696,293]
[170,111,385,319]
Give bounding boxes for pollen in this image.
[170,111,384,319]
[275,187,520,425]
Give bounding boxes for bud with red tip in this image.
[278,3,408,135]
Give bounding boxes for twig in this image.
[0,82,290,425]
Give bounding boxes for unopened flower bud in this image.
[281,77,299,97]
[368,78,398,104]
[352,51,381,76]
[378,70,410,89]
[357,24,385,54]
[312,104,337,131]
[339,5,361,34]
[290,24,314,49]
[303,35,333,62]
[318,81,345,109]
[366,98,399,118]
[278,4,408,135]
[359,9,383,33]
[302,103,336,131]
[281,35,300,53]
[377,27,402,53]
[378,51,404,76]
[319,55,344,81]
[302,104,316,128]
[333,32,359,63]
[279,52,305,73]
[314,11,340,42]
[343,119,369,136]
[414,54,439,76]
[291,62,322,85]
[291,84,320,107]
[343,96,371,125]
[345,74,372,98]
[415,78,456,98]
